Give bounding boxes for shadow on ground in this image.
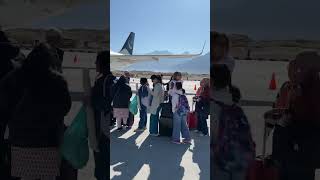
[110,127,209,180]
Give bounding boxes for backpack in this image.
[214,102,255,172]
[91,74,115,113]
[177,94,190,116]
[287,52,320,123]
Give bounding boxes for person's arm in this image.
[148,86,157,96]
[186,96,190,112]
[60,79,71,116]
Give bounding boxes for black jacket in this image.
[91,74,115,137]
[111,83,132,108]
[91,74,115,113]
[0,43,19,79]
[0,70,71,147]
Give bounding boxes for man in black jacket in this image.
[91,51,114,180]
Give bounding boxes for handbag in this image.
[60,105,89,169]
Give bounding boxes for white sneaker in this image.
[149,133,159,137]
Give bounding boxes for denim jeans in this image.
[94,134,109,180]
[172,112,191,141]
[149,107,161,134]
[197,112,208,135]
[138,105,147,129]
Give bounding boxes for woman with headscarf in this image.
[111,76,132,131]
[0,43,71,180]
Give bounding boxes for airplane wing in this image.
[0,0,95,28]
[110,51,204,70]
[111,52,203,62]
[111,41,206,63]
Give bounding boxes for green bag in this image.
[129,95,138,115]
[60,105,89,169]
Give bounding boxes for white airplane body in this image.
[110,32,204,70]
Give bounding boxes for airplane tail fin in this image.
[119,32,135,55]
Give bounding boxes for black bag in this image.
[160,103,173,119]
[159,117,173,137]
[0,140,10,179]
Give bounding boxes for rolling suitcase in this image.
[187,99,198,129]
[247,110,280,180]
[159,117,173,137]
[160,102,173,118]
[159,102,173,136]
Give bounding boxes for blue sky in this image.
[111,0,210,54]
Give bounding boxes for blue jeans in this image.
[172,112,191,141]
[197,112,208,135]
[149,107,161,134]
[138,105,147,129]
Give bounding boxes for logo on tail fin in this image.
[119,32,135,55]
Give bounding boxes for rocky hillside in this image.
[4,28,109,50]
[227,34,320,60]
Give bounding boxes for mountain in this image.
[125,52,210,75]
[175,53,210,74]
[145,50,173,55]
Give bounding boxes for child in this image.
[134,78,150,132]
[168,72,183,100]
[171,82,191,144]
[212,64,255,180]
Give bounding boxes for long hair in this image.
[96,50,110,75]
[211,64,231,90]
[21,43,57,83]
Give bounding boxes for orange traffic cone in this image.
[194,84,197,91]
[73,55,78,63]
[269,72,277,90]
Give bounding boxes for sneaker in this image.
[172,140,181,144]
[194,130,199,133]
[134,128,144,132]
[183,140,192,144]
[199,133,208,137]
[117,127,123,131]
[149,133,159,137]
[126,126,132,130]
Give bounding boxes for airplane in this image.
[0,0,96,28]
[110,32,205,70]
